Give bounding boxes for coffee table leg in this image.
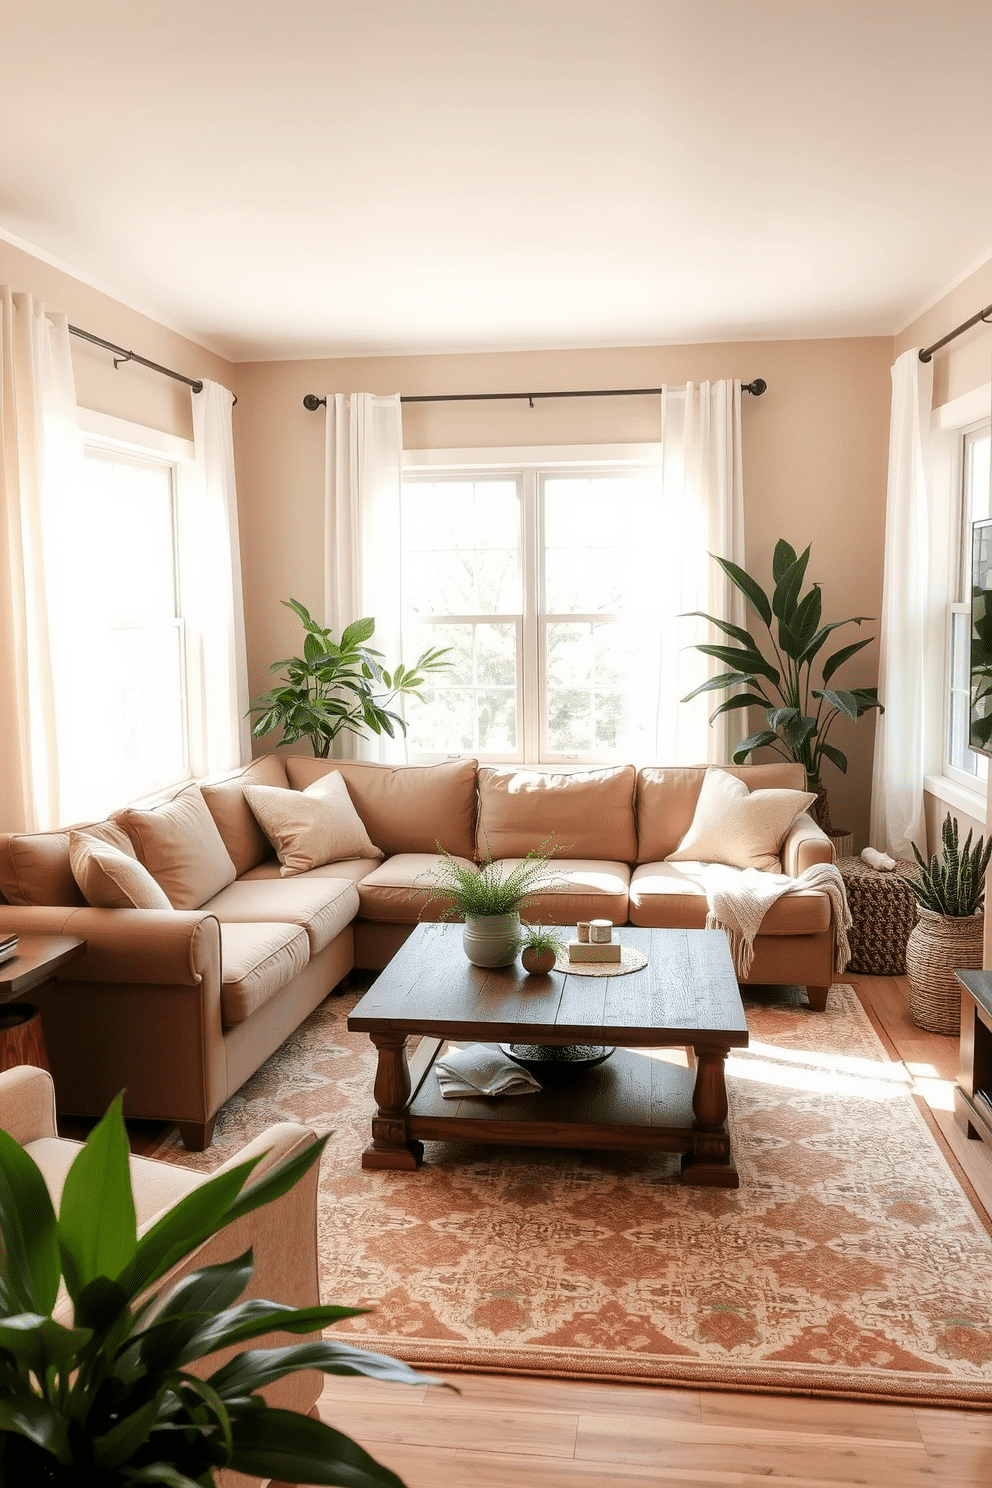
[362,1032,424,1171]
[681,1043,739,1188]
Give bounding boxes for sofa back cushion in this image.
[476,765,637,863]
[200,754,291,876]
[284,757,478,858]
[0,832,84,907]
[69,831,174,910]
[635,762,809,864]
[244,772,383,875]
[118,784,238,909]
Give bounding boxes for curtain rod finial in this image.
[744,378,767,396]
[303,394,326,411]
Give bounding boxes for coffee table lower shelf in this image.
[362,1038,740,1188]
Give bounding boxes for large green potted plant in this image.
[249,599,450,758]
[900,813,992,1035]
[682,539,883,836]
[0,1096,439,1485]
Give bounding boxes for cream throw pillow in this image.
[69,831,174,910]
[664,767,816,873]
[243,772,383,876]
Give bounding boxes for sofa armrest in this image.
[211,1121,320,1190]
[0,905,220,987]
[781,813,833,877]
[0,1066,58,1143]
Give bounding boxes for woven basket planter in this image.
[905,908,984,1035]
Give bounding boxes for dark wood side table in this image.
[953,968,992,1149]
[0,934,86,1073]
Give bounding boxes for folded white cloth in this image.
[861,846,896,871]
[697,860,853,980]
[435,1043,543,1098]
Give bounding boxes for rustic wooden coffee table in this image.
[347,923,749,1187]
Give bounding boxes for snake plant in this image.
[902,813,992,917]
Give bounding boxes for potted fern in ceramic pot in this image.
[900,814,992,1035]
[419,841,562,968]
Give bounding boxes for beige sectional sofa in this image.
[0,754,836,1148]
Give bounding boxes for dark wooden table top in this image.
[348,923,747,1048]
[0,933,86,1002]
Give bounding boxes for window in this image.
[44,415,193,822]
[947,420,991,789]
[400,449,670,764]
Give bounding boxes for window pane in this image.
[545,620,657,756]
[403,479,521,615]
[543,474,662,613]
[46,447,186,820]
[403,622,517,754]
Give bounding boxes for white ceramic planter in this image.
[462,913,519,968]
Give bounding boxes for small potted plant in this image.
[419,839,562,967]
[900,813,992,1034]
[516,925,566,975]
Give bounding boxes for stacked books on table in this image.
[0,933,18,966]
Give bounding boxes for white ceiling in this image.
[2,0,991,363]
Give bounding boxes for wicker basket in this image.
[905,908,984,1035]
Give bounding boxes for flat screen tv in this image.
[970,516,992,753]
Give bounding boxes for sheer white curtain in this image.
[0,288,80,831]
[869,349,934,858]
[655,379,747,764]
[323,392,405,762]
[181,380,251,777]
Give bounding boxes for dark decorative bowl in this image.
[499,1042,615,1085]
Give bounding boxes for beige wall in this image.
[1,237,234,438]
[235,337,892,841]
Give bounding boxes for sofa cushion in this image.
[635,762,809,865]
[284,757,478,858]
[497,858,631,927]
[476,765,637,863]
[239,856,380,886]
[244,773,382,875]
[69,831,174,911]
[119,785,238,910]
[665,768,815,873]
[355,852,476,924]
[203,877,359,956]
[201,755,291,876]
[0,833,84,907]
[628,862,832,934]
[219,922,310,1025]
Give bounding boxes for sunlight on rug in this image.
[155,983,992,1405]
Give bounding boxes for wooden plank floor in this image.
[305,974,992,1488]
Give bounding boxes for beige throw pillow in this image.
[243,772,383,876]
[69,831,173,910]
[664,767,816,873]
[119,785,238,910]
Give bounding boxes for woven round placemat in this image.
[553,946,648,977]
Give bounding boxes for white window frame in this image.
[401,444,663,766]
[73,408,198,803]
[925,384,992,825]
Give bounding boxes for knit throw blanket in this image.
[698,860,853,980]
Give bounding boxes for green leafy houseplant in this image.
[0,1096,439,1486]
[514,926,566,975]
[901,813,992,917]
[419,840,561,921]
[249,599,451,758]
[682,539,884,835]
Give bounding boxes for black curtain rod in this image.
[68,324,203,393]
[919,303,992,364]
[302,378,767,412]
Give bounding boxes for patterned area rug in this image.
[155,983,992,1405]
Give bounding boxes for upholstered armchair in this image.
[0,1064,324,1488]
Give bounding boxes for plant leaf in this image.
[771,539,799,584]
[229,1406,407,1487]
[815,688,859,721]
[340,617,377,650]
[711,555,772,626]
[0,1394,72,1465]
[821,636,872,682]
[0,1127,60,1314]
[817,742,848,773]
[58,1094,136,1302]
[210,1338,442,1395]
[694,643,780,686]
[732,730,780,762]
